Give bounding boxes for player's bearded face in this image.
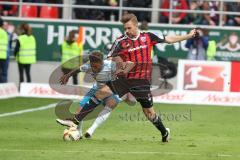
[91,62,103,73]
[124,21,138,38]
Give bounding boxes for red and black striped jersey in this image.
[108,31,165,80]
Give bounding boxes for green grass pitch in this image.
[0,97,240,160]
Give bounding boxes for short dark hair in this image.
[120,13,138,25]
[20,23,32,35]
[89,51,103,63]
[69,30,78,37]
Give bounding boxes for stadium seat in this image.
[21,5,38,18]
[39,6,59,19]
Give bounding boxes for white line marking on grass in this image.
[0,149,239,158]
[0,103,57,118]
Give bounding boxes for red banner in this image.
[230,61,240,92]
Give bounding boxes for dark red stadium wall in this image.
[230,61,240,92]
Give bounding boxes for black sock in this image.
[151,114,167,136]
[74,96,101,122]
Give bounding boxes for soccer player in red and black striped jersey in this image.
[69,13,199,142]
[108,25,164,80]
[105,13,198,142]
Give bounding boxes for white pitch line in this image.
[0,149,239,158]
[0,103,57,118]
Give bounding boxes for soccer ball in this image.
[63,127,81,141]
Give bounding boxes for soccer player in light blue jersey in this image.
[57,51,136,138]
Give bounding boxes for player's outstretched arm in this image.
[165,28,198,44]
[59,67,81,85]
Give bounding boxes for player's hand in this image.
[114,69,124,75]
[114,69,126,76]
[189,28,199,38]
[59,74,70,85]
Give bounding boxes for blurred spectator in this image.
[74,0,105,20]
[185,28,209,60]
[139,20,149,31]
[202,1,220,26]
[60,30,83,85]
[160,0,188,24]
[105,0,118,21]
[187,0,204,24]
[14,23,36,83]
[122,10,129,16]
[0,17,8,83]
[74,0,90,20]
[2,21,15,82]
[218,32,240,52]
[223,2,240,26]
[0,0,18,16]
[108,0,117,6]
[124,0,152,22]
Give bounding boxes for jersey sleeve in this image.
[107,39,119,58]
[148,32,165,45]
[110,61,117,72]
[79,63,90,72]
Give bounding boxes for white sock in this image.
[77,121,83,136]
[86,106,112,136]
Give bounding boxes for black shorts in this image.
[107,77,153,108]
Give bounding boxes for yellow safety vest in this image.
[61,41,83,69]
[17,35,36,64]
[207,40,217,60]
[0,28,8,60]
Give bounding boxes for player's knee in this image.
[138,98,153,109]
[95,91,107,99]
[95,88,112,99]
[105,98,118,107]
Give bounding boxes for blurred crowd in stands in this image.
[160,0,240,26]
[0,0,62,18]
[0,0,239,26]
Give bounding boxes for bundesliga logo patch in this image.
[140,37,146,42]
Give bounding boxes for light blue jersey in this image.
[80,59,116,88]
[79,60,121,107]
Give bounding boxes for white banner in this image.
[177,60,231,92]
[18,83,240,106]
[154,90,240,107]
[0,83,18,99]
[20,83,81,99]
